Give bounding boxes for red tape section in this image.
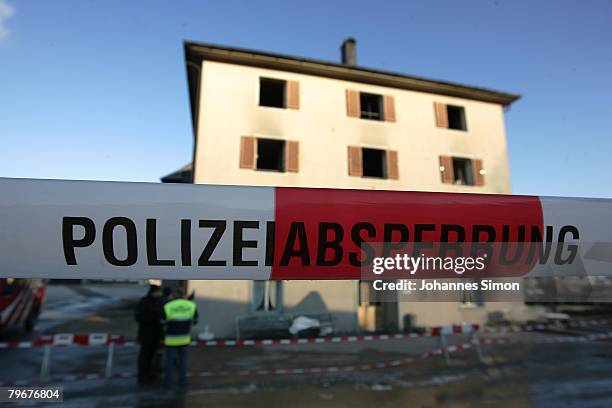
[272,188,543,279]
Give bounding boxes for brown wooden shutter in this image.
[285,140,299,173]
[434,102,448,128]
[286,81,300,110]
[346,89,360,118]
[240,136,257,169]
[386,150,399,180]
[472,159,485,186]
[439,155,454,184]
[348,146,363,177]
[383,95,396,122]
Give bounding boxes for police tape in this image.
[479,318,612,334]
[2,318,611,349]
[3,178,612,281]
[479,331,612,345]
[2,331,612,387]
[0,325,480,349]
[0,333,125,349]
[0,341,476,387]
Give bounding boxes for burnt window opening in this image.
[360,92,383,121]
[257,139,285,172]
[362,148,387,178]
[259,78,286,108]
[447,105,467,130]
[452,157,474,185]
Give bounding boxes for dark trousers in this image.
[138,338,160,382]
[164,346,188,387]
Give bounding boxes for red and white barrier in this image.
[0,333,124,349]
[0,340,477,387]
[4,318,612,349]
[2,328,612,387]
[0,324,482,349]
[2,178,612,280]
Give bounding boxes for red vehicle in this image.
[0,278,46,332]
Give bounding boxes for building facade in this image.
[166,39,522,338]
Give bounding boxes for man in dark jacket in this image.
[135,285,163,384]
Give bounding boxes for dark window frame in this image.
[362,147,388,179]
[256,138,286,173]
[259,77,287,109]
[452,157,474,185]
[447,105,467,131]
[360,92,384,121]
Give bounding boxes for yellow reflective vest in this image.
[163,298,198,346]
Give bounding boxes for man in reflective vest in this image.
[162,287,198,388]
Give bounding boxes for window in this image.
[346,90,395,122]
[439,155,484,186]
[256,139,285,172]
[434,102,468,131]
[252,281,283,312]
[259,78,286,108]
[240,137,299,173]
[447,105,467,131]
[360,92,383,120]
[362,148,387,178]
[348,146,399,179]
[452,157,474,185]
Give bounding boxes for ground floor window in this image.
[252,281,283,312]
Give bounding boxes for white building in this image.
[163,39,521,338]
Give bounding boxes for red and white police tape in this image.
[0,324,480,349]
[2,318,611,349]
[0,341,476,387]
[2,178,612,280]
[3,330,612,387]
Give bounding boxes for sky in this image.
[0,0,611,198]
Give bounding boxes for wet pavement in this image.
[2,283,612,407]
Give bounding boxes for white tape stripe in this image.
[4,319,611,350]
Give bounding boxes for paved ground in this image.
[2,283,612,407]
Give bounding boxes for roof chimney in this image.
[341,38,356,66]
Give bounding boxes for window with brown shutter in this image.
[383,95,396,122]
[346,89,360,118]
[472,159,485,186]
[259,78,286,108]
[435,102,468,130]
[360,93,383,121]
[447,105,467,130]
[451,158,473,185]
[434,102,449,128]
[386,150,399,179]
[256,139,285,172]
[240,136,257,169]
[285,140,299,172]
[286,81,300,110]
[439,155,454,184]
[348,146,363,177]
[362,148,386,178]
